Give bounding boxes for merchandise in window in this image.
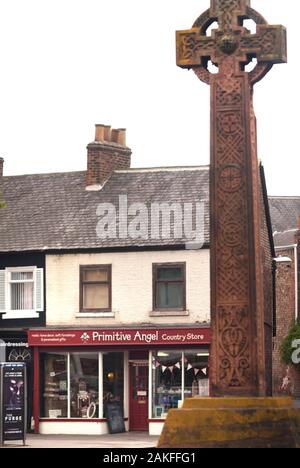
[184,351,209,398]
[152,350,210,419]
[152,351,183,419]
[103,352,124,414]
[40,353,68,418]
[70,353,99,418]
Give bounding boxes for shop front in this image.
[28,327,210,435]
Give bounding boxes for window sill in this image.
[2,311,40,320]
[75,311,115,318]
[149,310,189,317]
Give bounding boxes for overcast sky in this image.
[0,0,298,195]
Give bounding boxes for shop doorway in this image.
[129,362,149,431]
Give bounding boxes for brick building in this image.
[270,199,300,397]
[0,123,298,435]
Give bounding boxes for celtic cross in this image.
[176,1,287,396]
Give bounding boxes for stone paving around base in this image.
[1,432,159,449]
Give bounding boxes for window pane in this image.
[184,350,209,398]
[11,282,34,310]
[157,267,183,281]
[152,351,182,419]
[70,353,99,418]
[83,269,108,282]
[11,271,33,281]
[156,283,183,309]
[103,352,124,415]
[83,284,109,309]
[40,353,68,418]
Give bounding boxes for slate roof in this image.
[269,197,300,234]
[0,167,209,252]
[0,169,298,253]
[273,230,298,249]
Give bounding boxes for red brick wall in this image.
[86,143,131,186]
[259,183,274,396]
[273,246,300,397]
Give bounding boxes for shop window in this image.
[153,263,186,310]
[152,351,183,419]
[80,265,111,312]
[184,350,209,398]
[103,352,124,415]
[70,353,99,418]
[40,353,68,418]
[152,350,209,419]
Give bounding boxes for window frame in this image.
[79,265,112,313]
[152,262,186,311]
[2,266,41,319]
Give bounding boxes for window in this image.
[153,263,186,310]
[103,352,124,414]
[152,351,183,419]
[40,352,125,420]
[80,265,111,312]
[10,271,34,311]
[0,267,44,319]
[40,353,68,418]
[152,349,209,419]
[70,353,99,418]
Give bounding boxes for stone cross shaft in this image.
[176,1,286,396]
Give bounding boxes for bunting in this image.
[152,357,208,375]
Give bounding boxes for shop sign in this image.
[0,363,27,446]
[28,327,210,347]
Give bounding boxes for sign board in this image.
[105,402,126,434]
[28,327,211,347]
[0,363,27,446]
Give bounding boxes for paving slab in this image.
[1,432,159,449]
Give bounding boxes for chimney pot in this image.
[104,125,111,142]
[86,124,131,188]
[117,128,126,146]
[111,129,119,144]
[95,124,105,142]
[0,158,4,177]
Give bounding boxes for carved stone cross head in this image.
[176,0,287,84]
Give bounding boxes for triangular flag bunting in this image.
[168,366,174,373]
[194,368,200,376]
[155,361,161,368]
[175,362,181,369]
[187,364,193,371]
[162,366,167,373]
[202,367,207,375]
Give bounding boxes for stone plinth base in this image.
[157,397,300,448]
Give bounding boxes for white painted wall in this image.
[149,422,165,436]
[46,249,210,327]
[39,420,129,435]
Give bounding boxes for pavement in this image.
[1,432,159,449]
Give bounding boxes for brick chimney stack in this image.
[86,124,132,189]
[0,158,4,178]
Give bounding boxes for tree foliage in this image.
[0,191,6,209]
[280,322,300,370]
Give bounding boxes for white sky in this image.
[0,0,298,195]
